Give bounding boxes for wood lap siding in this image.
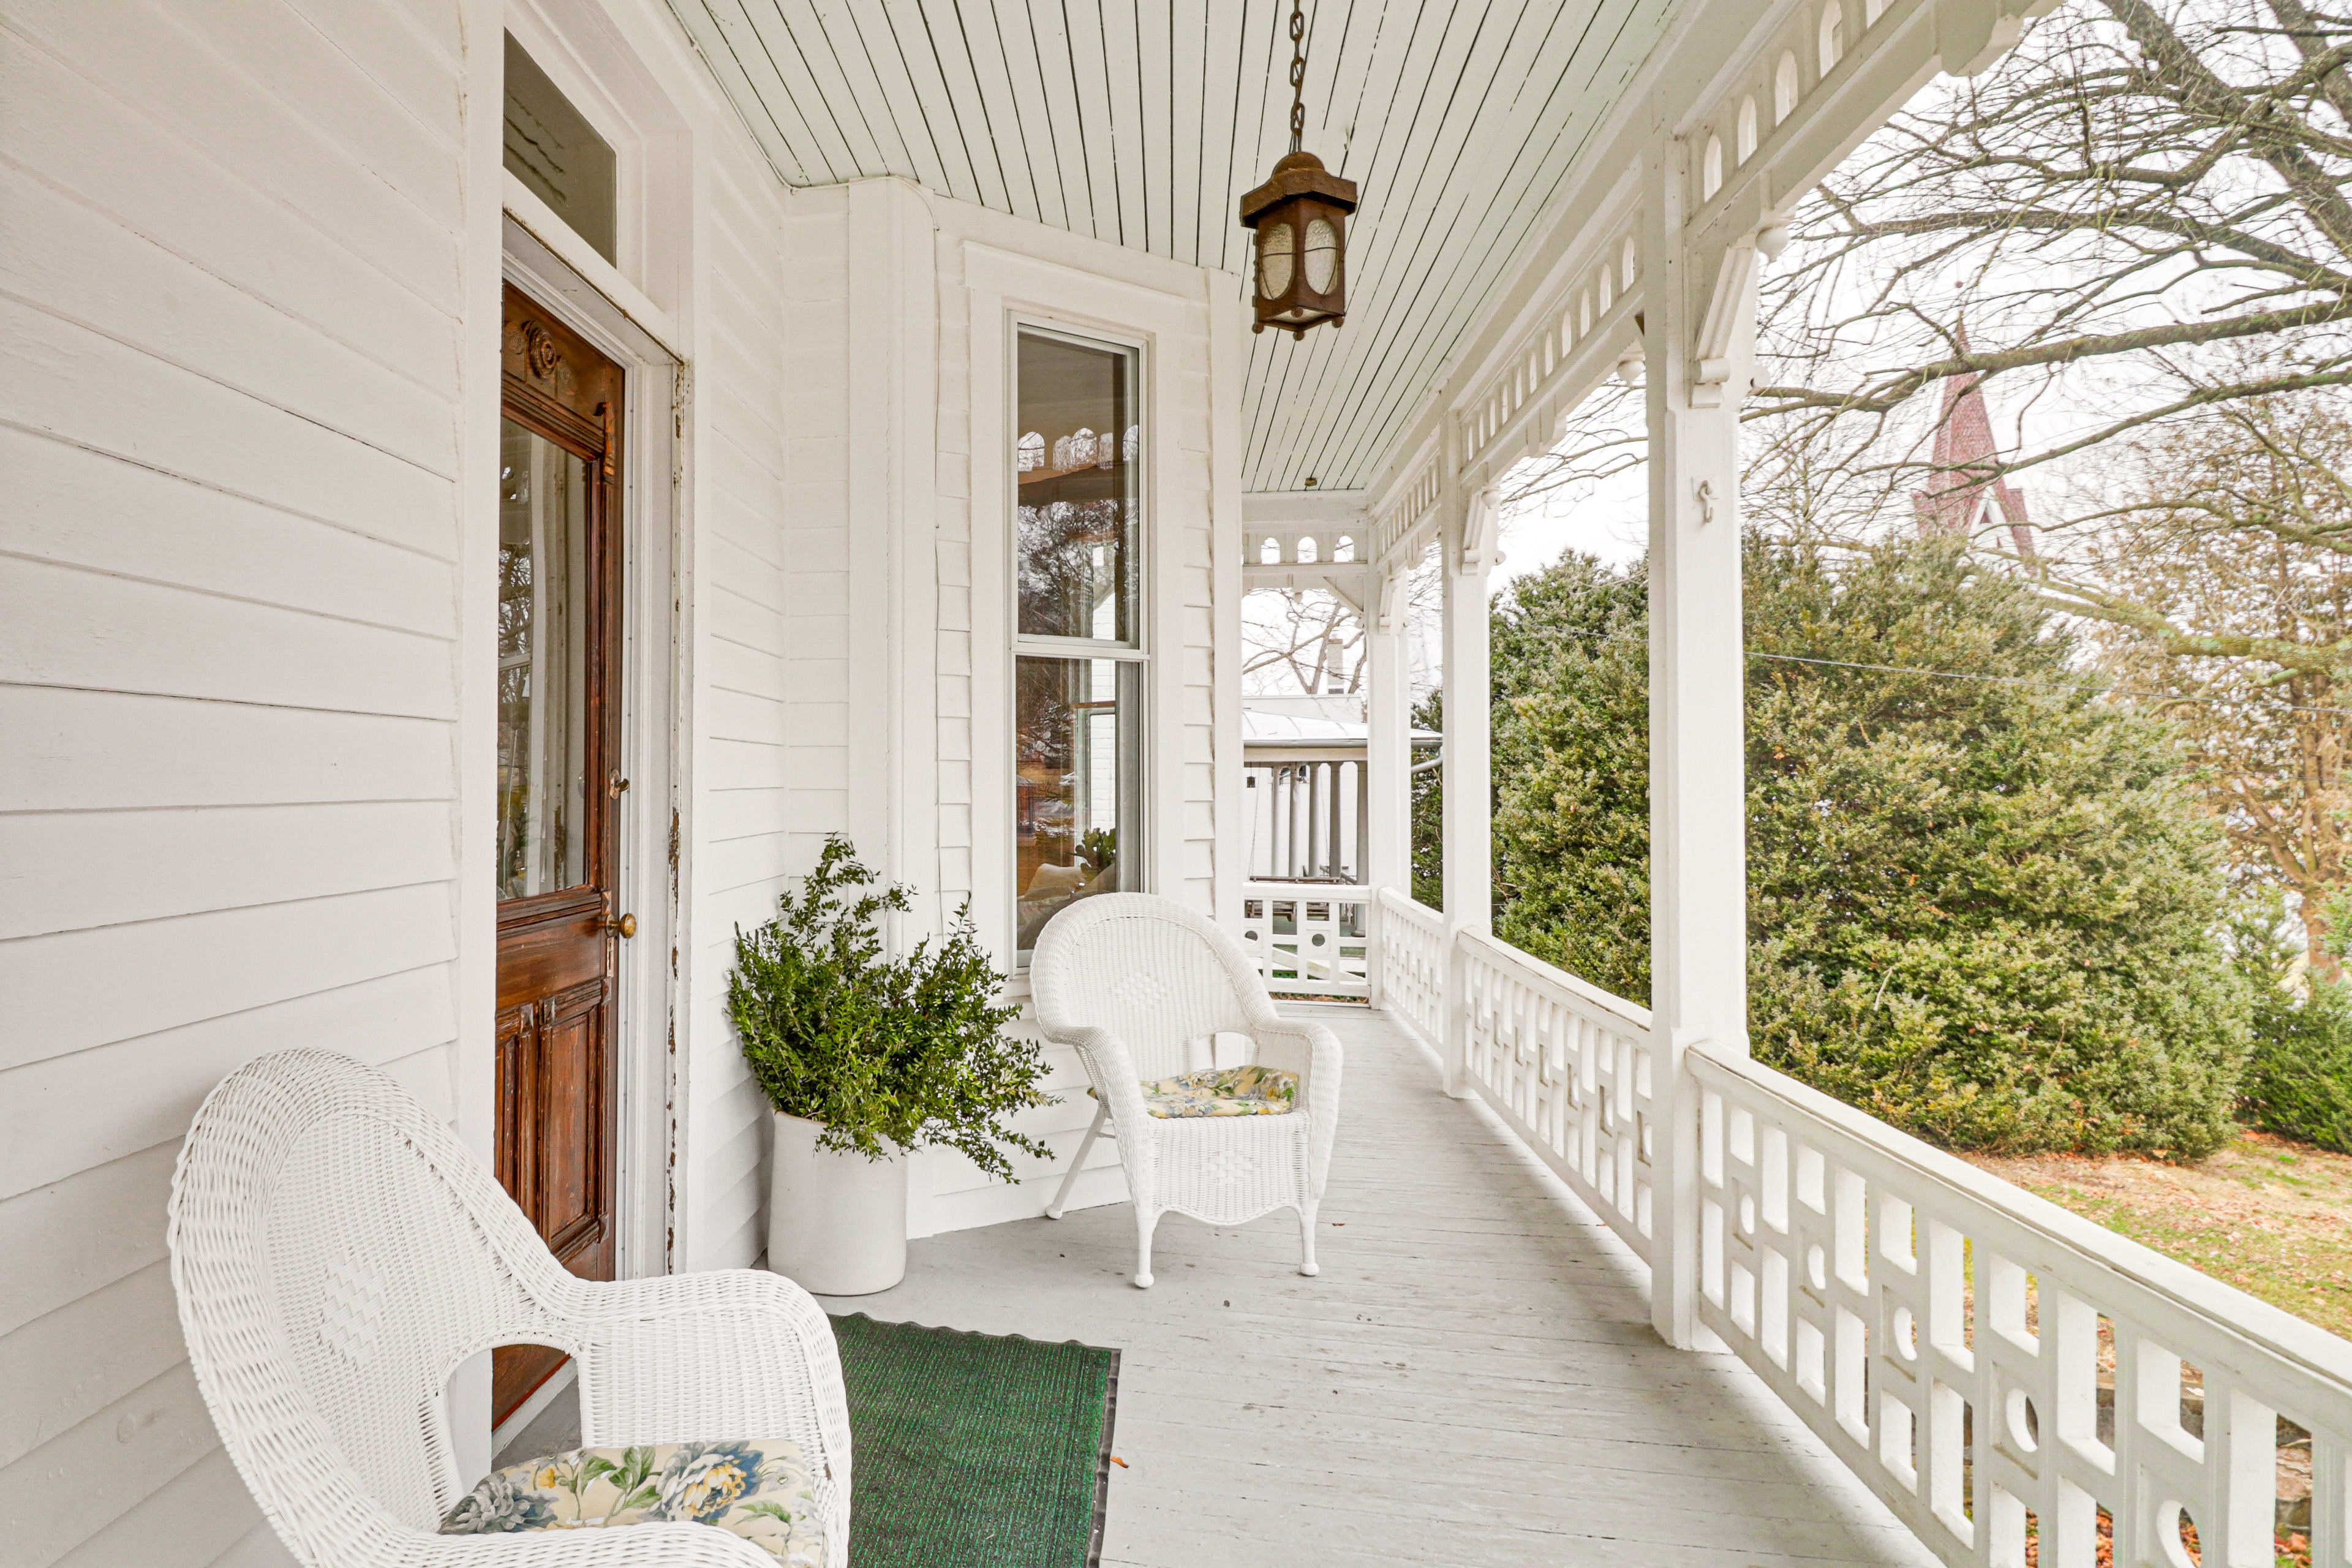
[0,0,472,1561]
[684,127,809,1273]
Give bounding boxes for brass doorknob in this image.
[603,913,637,939]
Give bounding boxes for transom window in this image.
[504,34,617,265]
[1013,328,1145,957]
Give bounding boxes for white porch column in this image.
[1643,137,1756,1350]
[1439,473,1494,1096]
[1363,570,1411,1005]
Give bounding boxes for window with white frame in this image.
[1012,327,1144,957]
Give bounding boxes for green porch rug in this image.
[831,1312,1120,1568]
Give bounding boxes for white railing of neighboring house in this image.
[1245,759,1367,883]
[1238,883,1374,998]
[1355,890,2352,1568]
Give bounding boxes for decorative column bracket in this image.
[1447,482,1501,578]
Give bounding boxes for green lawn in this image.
[1967,1129,2352,1341]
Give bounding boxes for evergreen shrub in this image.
[1474,535,2249,1157]
[729,835,1054,1180]
[2234,898,2352,1153]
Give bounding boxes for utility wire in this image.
[1550,627,2352,720]
[1750,647,2352,719]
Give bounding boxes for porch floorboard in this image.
[500,1004,1937,1563]
[822,1003,1939,1568]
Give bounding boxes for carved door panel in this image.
[493,285,625,1427]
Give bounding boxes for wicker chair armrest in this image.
[1038,1025,1147,1112]
[399,1520,782,1565]
[1251,1020,1343,1193]
[1039,1024,1156,1177]
[1251,1019,1341,1093]
[537,1270,853,1567]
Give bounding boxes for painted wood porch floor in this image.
[514,1003,1940,1566]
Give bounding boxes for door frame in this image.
[502,214,685,1287]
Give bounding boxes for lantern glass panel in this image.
[1304,217,1338,293]
[1257,219,1295,300]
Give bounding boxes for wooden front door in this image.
[494,285,626,1425]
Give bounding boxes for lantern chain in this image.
[1287,0,1308,154]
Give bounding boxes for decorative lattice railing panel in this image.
[1691,1045,2352,1568]
[1456,929,1657,1265]
[1372,889,1444,1044]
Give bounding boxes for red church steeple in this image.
[1912,337,2034,558]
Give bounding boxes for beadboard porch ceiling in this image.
[664,0,1681,492]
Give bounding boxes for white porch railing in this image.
[1692,1045,2348,1568]
[1349,890,2352,1568]
[1238,883,1374,998]
[1457,925,1657,1265]
[1373,888,1444,1042]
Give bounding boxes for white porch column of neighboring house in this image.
[1643,134,1758,1350]
[1363,567,1412,1006]
[1439,451,1496,1097]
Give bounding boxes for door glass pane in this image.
[498,418,592,900]
[1016,656,1139,954]
[1016,332,1137,644]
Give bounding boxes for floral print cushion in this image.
[1088,1063,1300,1117]
[440,1439,824,1567]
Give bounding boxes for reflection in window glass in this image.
[497,418,591,900]
[503,34,617,264]
[1016,333,1137,644]
[1014,328,1142,956]
[1016,657,1140,952]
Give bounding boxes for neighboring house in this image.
[1242,696,1439,885]
[5,1,2342,1565]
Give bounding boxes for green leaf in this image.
[729,835,1052,1180]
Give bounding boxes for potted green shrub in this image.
[729,835,1052,1294]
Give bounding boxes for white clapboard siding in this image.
[675,119,809,1275]
[0,167,457,476]
[8,0,462,288]
[0,690,453,813]
[2,1363,226,1567]
[0,1145,178,1341]
[0,1257,183,1473]
[0,554,457,719]
[3,430,456,638]
[0,803,457,943]
[1,968,457,1202]
[0,304,456,559]
[0,884,461,1073]
[0,34,456,390]
[50,1446,286,1568]
[0,0,476,1559]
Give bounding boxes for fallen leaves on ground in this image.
[1963,1130,2352,1341]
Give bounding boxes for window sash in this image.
[1012,323,1145,954]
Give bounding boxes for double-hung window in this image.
[1012,327,1145,958]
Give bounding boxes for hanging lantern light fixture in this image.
[1240,0,1357,339]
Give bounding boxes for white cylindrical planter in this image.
[767,1112,908,1295]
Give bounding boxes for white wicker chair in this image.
[167,1049,852,1567]
[1030,893,1343,1288]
